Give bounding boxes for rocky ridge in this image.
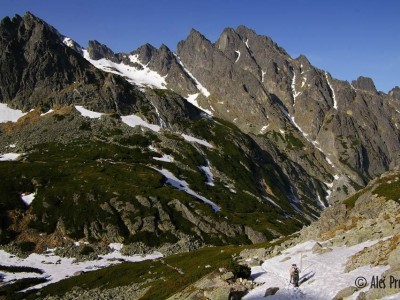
[74,22,400,205]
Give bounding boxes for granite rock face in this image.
[175,25,400,192]
[0,12,151,116]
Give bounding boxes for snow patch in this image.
[153,154,174,162]
[325,72,338,110]
[121,115,161,132]
[186,93,213,116]
[0,103,27,123]
[263,196,282,210]
[62,37,76,49]
[278,104,339,177]
[316,193,326,208]
[75,106,103,119]
[181,134,213,148]
[40,109,54,116]
[199,161,214,186]
[278,105,307,138]
[291,72,301,102]
[235,50,241,63]
[0,248,163,291]
[108,243,123,251]
[260,125,269,134]
[82,50,167,89]
[148,145,157,151]
[152,167,220,212]
[174,54,210,97]
[301,76,307,87]
[21,193,35,206]
[0,153,22,161]
[150,102,167,128]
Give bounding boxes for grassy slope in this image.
[21,237,288,300]
[0,114,304,246]
[343,173,400,208]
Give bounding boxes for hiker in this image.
[290,264,300,287]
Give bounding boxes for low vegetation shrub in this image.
[229,259,251,279]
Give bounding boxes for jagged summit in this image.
[187,27,209,41]
[352,76,378,93]
[389,86,400,100]
[87,40,118,62]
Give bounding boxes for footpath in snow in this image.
[243,238,391,300]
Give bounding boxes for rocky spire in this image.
[351,76,377,93]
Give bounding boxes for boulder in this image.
[221,271,234,281]
[264,287,279,296]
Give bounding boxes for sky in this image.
[0,0,399,92]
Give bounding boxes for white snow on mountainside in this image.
[82,50,167,89]
[0,153,22,161]
[0,103,26,123]
[173,54,211,98]
[0,246,162,291]
[73,105,162,132]
[151,167,221,212]
[244,237,391,300]
[75,105,103,119]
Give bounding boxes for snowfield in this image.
[244,238,391,300]
[121,114,161,132]
[153,153,174,162]
[199,163,214,186]
[82,50,167,89]
[181,134,213,148]
[75,105,103,119]
[186,93,213,116]
[0,153,22,161]
[0,103,26,123]
[21,193,35,206]
[73,105,163,132]
[0,245,162,291]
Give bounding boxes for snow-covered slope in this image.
[0,245,162,291]
[82,50,167,89]
[244,238,391,300]
[0,103,26,123]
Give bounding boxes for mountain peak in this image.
[159,43,171,52]
[187,28,209,43]
[389,86,400,100]
[87,40,118,62]
[21,11,46,27]
[352,76,377,93]
[236,25,256,36]
[295,54,311,66]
